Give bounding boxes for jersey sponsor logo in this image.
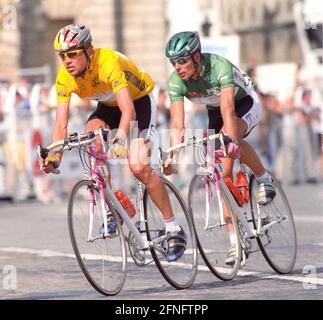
[57,91,67,97]
[188,91,203,98]
[78,83,86,92]
[219,75,228,83]
[91,74,102,87]
[232,67,252,90]
[245,112,253,125]
[206,87,221,96]
[169,90,179,96]
[124,70,149,91]
[113,80,120,88]
[233,68,245,85]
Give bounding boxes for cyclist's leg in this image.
[129,94,186,260]
[129,139,173,218]
[220,118,246,260]
[129,138,186,260]
[86,109,129,234]
[235,93,265,175]
[128,94,175,223]
[85,102,120,185]
[85,117,111,183]
[208,109,239,260]
[236,93,276,204]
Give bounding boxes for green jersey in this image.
[167,53,254,109]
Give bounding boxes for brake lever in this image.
[158,147,178,174]
[36,144,49,160]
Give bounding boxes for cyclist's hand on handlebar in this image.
[163,158,178,176]
[110,138,127,158]
[226,140,241,159]
[40,155,61,174]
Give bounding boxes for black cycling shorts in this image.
[87,93,156,140]
[207,94,260,137]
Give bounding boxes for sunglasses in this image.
[59,49,84,60]
[170,57,190,65]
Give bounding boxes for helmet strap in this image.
[83,47,91,61]
[75,47,92,77]
[191,51,200,77]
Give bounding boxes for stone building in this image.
[220,0,303,66]
[0,0,305,84]
[0,0,168,85]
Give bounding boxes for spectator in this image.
[156,87,170,130]
[295,88,321,183]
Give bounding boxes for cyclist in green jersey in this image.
[163,31,276,265]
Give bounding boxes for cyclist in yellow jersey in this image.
[41,24,186,261]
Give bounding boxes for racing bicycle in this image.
[164,133,297,281]
[37,128,198,295]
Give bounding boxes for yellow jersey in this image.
[55,48,154,107]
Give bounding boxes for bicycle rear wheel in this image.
[250,172,297,274]
[144,176,198,289]
[188,174,241,281]
[68,179,127,296]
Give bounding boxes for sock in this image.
[229,232,237,247]
[256,171,270,182]
[165,217,181,233]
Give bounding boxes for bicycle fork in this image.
[203,171,226,230]
[87,183,110,241]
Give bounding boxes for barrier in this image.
[0,82,87,202]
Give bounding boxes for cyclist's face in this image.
[60,49,88,76]
[171,57,195,80]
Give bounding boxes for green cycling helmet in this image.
[165,31,201,59]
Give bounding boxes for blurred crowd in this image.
[0,71,322,203]
[247,66,322,185]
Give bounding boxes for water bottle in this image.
[224,177,246,207]
[236,171,249,202]
[114,189,136,218]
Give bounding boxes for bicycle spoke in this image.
[144,177,198,289]
[68,180,127,295]
[250,174,297,274]
[189,174,241,281]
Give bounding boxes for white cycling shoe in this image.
[257,179,276,205]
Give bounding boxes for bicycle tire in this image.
[249,172,297,274]
[143,176,198,289]
[188,174,241,281]
[68,179,127,296]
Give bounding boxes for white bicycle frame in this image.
[198,160,283,242]
[166,134,283,242]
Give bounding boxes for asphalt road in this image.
[0,182,322,301]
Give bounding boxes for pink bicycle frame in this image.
[86,144,111,241]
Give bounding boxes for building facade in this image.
[0,0,167,85]
[0,0,305,84]
[220,0,303,67]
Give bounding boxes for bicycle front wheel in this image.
[250,172,297,274]
[188,174,241,281]
[68,179,127,296]
[144,176,198,289]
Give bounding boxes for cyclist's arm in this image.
[219,86,238,141]
[115,87,136,141]
[51,102,70,160]
[169,100,185,160]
